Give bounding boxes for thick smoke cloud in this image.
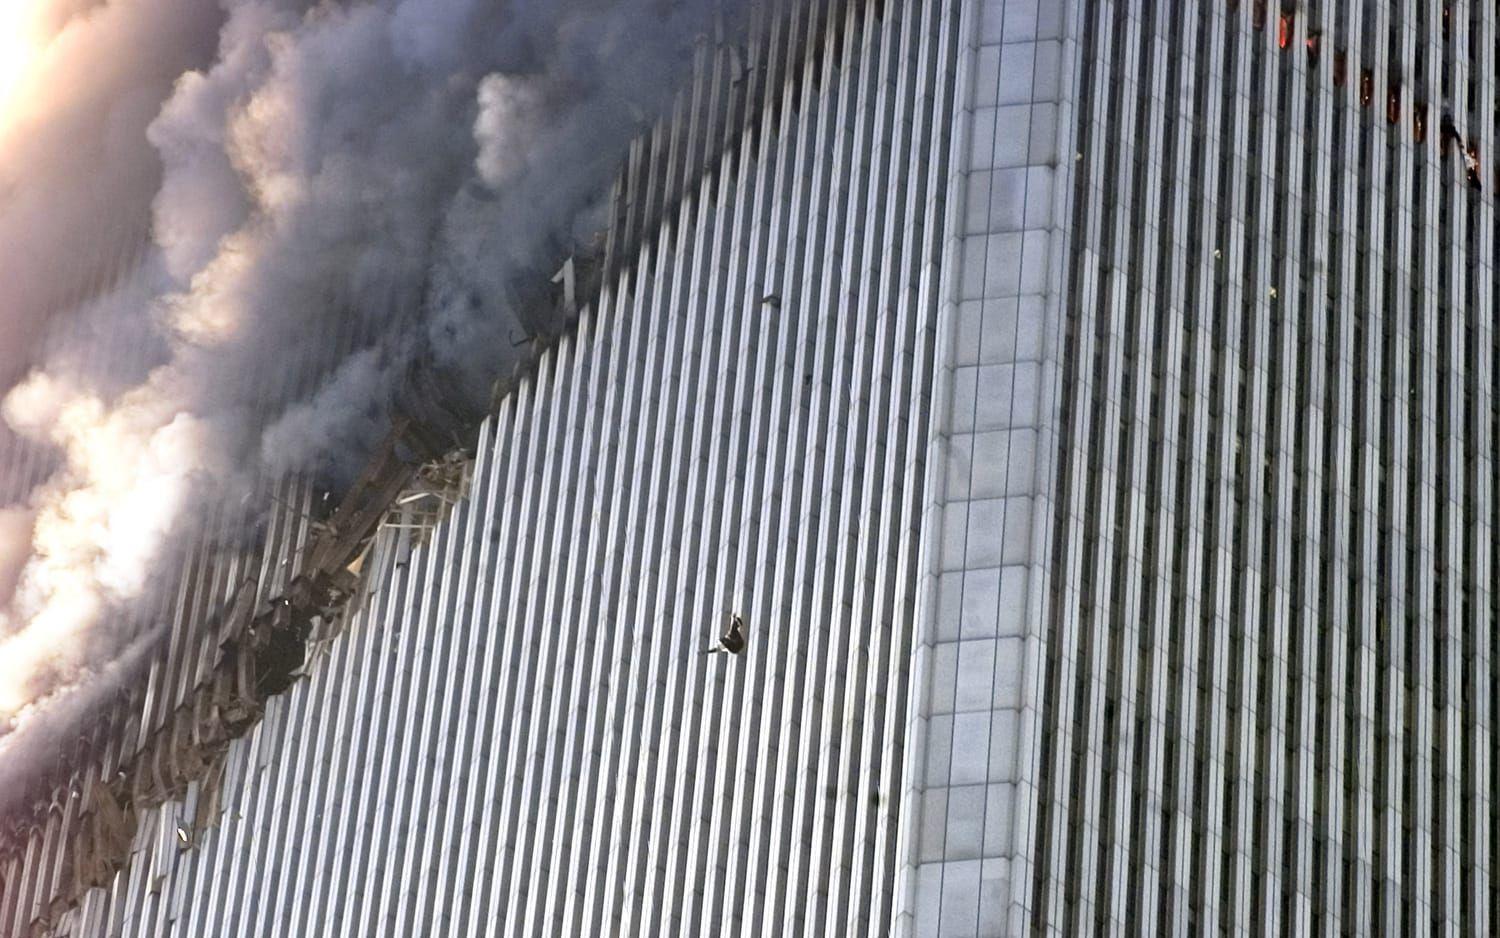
[0,0,223,385]
[0,0,736,737]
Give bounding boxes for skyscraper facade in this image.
[3,1,969,934]
[2,1,1495,936]
[1010,2,1496,935]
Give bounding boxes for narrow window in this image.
[1252,0,1267,30]
[1414,104,1427,143]
[1464,146,1482,189]
[1386,83,1401,124]
[1333,50,1347,85]
[1443,5,1452,42]
[1306,32,1321,64]
[1360,70,1373,107]
[1278,12,1294,49]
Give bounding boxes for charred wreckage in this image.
[0,265,593,935]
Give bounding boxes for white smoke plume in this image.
[0,0,223,384]
[0,0,738,737]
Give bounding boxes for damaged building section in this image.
[0,226,692,936]
[0,7,872,931]
[0,412,456,936]
[0,324,561,935]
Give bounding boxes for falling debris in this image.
[704,613,747,656]
[760,294,782,309]
[1436,112,1485,189]
[1464,145,1483,190]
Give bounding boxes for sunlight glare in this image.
[0,0,42,129]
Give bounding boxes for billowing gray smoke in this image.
[0,0,222,389]
[0,0,740,733]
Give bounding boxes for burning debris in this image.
[0,400,468,918]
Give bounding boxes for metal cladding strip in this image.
[420,428,497,934]
[849,1,953,932]
[1120,5,1175,930]
[1046,2,1098,933]
[1475,5,1498,934]
[704,10,796,932]
[451,391,530,938]
[1365,10,1389,931]
[682,10,778,933]
[1150,5,1202,930]
[596,154,686,938]
[1316,4,1356,933]
[440,412,509,937]
[306,548,378,938]
[1409,8,1441,933]
[1435,0,1468,920]
[1099,5,1151,933]
[550,225,638,938]
[627,35,740,938]
[1260,7,1302,932]
[568,264,649,936]
[387,483,456,935]
[741,13,826,935]
[732,5,816,930]
[530,319,616,937]
[754,1,857,931]
[787,18,857,917]
[718,10,828,936]
[1371,5,1407,933]
[874,0,962,932]
[904,4,979,924]
[495,337,574,935]
[791,0,889,930]
[619,94,722,938]
[510,334,591,938]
